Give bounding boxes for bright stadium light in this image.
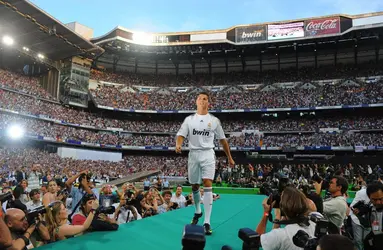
[2,35,14,46]
[132,32,152,45]
[7,124,25,140]
[23,46,29,51]
[37,53,45,59]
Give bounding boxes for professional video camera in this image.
[292,213,330,250]
[0,192,13,203]
[259,173,290,209]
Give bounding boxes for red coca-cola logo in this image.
[305,18,340,36]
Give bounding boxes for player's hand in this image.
[175,145,182,154]
[228,157,235,167]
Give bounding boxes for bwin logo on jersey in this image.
[192,129,210,136]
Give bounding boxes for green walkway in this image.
[38,195,271,250]
[179,186,357,198]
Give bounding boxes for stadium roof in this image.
[91,11,383,46]
[0,0,103,61]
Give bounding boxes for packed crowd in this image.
[90,62,383,87]
[2,111,383,147]
[2,88,383,133]
[90,81,383,110]
[0,148,188,181]
[0,69,55,100]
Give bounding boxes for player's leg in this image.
[188,151,203,225]
[201,150,215,235]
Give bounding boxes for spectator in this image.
[5,208,50,248]
[256,187,316,250]
[25,189,42,211]
[315,176,349,232]
[45,200,99,242]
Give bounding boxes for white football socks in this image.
[203,187,213,224]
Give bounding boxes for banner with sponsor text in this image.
[235,25,266,43]
[305,17,340,37]
[267,22,304,40]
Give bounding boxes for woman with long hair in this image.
[45,200,99,242]
[256,187,316,250]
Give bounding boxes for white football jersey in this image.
[177,113,226,150]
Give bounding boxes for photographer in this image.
[349,184,371,250]
[114,191,142,224]
[158,190,178,214]
[363,181,383,250]
[4,208,50,248]
[45,200,99,242]
[65,170,99,215]
[0,206,13,250]
[72,194,118,231]
[256,187,316,250]
[314,176,348,232]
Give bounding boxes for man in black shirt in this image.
[5,208,50,248]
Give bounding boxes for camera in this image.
[293,213,330,250]
[57,188,69,197]
[0,192,13,203]
[97,206,115,215]
[238,228,261,250]
[352,200,371,216]
[171,202,179,210]
[260,173,290,209]
[79,173,92,186]
[26,206,48,225]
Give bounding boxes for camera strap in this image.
[273,216,310,226]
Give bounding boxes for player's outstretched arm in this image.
[175,135,185,153]
[219,139,235,166]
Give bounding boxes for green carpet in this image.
[179,186,357,198]
[38,195,271,250]
[37,194,355,250]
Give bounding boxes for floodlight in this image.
[37,53,44,59]
[7,125,25,140]
[2,36,14,46]
[23,47,29,51]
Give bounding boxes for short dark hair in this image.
[318,234,355,250]
[366,181,383,198]
[198,91,210,100]
[334,176,348,194]
[162,190,172,197]
[29,189,40,198]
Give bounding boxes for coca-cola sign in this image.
[305,17,340,36]
[235,25,266,43]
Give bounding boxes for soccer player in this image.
[176,92,235,235]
